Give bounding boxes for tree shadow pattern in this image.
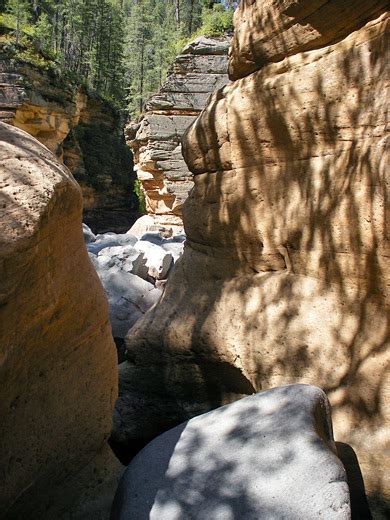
[116,7,389,515]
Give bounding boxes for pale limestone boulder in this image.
[135,240,174,280]
[94,264,162,339]
[82,222,96,243]
[118,9,390,510]
[127,214,163,237]
[87,232,138,255]
[112,385,350,520]
[0,123,120,517]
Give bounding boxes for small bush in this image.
[133,179,147,214]
[200,4,234,37]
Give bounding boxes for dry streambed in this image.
[84,223,185,359]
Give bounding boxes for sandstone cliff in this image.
[115,1,389,512]
[0,39,136,233]
[125,35,230,232]
[0,123,121,518]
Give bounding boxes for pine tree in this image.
[6,0,31,45]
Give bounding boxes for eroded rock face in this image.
[116,5,389,510]
[229,0,390,80]
[0,123,120,517]
[112,385,350,520]
[125,35,230,232]
[0,56,136,233]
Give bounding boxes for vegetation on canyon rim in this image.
[1,0,236,114]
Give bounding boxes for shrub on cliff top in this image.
[200,4,233,36]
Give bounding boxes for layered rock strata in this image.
[0,50,136,233]
[0,123,121,518]
[112,385,351,520]
[116,2,390,512]
[125,35,230,232]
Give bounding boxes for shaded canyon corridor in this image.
[0,1,389,519]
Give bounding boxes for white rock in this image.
[112,385,351,520]
[127,215,158,238]
[99,268,162,338]
[136,240,174,280]
[87,233,138,255]
[82,223,96,243]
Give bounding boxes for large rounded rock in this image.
[112,385,351,520]
[0,123,120,517]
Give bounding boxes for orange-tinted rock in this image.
[0,123,120,517]
[117,9,389,511]
[229,0,389,80]
[0,57,136,233]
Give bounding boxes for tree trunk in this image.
[188,0,195,34]
[175,0,181,30]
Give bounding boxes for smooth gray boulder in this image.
[97,245,149,280]
[111,384,351,520]
[86,230,185,340]
[98,267,162,338]
[87,233,138,255]
[82,223,96,244]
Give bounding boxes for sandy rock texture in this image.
[0,123,121,518]
[125,35,230,232]
[116,4,390,512]
[112,385,351,520]
[229,0,390,80]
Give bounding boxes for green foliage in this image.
[133,179,146,214]
[199,3,233,36]
[124,0,234,117]
[33,12,54,55]
[5,0,30,43]
[1,0,236,113]
[2,0,127,105]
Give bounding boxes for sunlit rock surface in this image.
[0,124,121,518]
[125,35,230,232]
[85,226,185,346]
[112,385,350,520]
[229,0,390,80]
[116,3,389,511]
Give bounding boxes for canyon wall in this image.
[0,50,136,233]
[116,1,390,512]
[125,35,230,232]
[0,123,121,518]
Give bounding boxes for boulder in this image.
[96,245,148,279]
[88,230,185,342]
[87,232,138,255]
[112,385,350,520]
[135,240,174,280]
[127,214,164,238]
[83,222,96,243]
[97,267,162,339]
[0,123,121,517]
